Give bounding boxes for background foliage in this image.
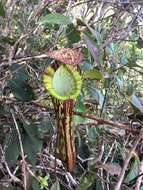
[0,0,143,190]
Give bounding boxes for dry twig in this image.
[114,131,143,190]
[74,111,138,132]
[11,110,27,190]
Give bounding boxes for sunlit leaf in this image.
[83,69,103,80]
[40,13,71,25]
[39,175,49,190]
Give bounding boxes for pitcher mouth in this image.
[43,64,82,101]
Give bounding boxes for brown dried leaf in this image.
[46,48,84,65]
[100,163,121,176]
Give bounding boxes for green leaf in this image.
[66,24,81,44]
[32,178,41,190]
[77,173,95,190]
[22,123,42,166]
[115,76,124,91]
[43,64,82,100]
[126,80,135,96]
[130,95,143,113]
[86,127,97,140]
[83,69,103,80]
[7,80,35,101]
[51,181,61,190]
[0,2,5,17]
[103,77,111,88]
[125,157,140,183]
[7,64,35,101]
[40,13,71,25]
[38,116,54,139]
[10,63,29,82]
[83,34,99,64]
[5,129,20,167]
[120,51,128,65]
[95,180,102,189]
[74,96,86,123]
[91,88,104,109]
[38,175,49,190]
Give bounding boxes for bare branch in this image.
[114,131,143,190]
[11,110,27,190]
[74,111,138,132]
